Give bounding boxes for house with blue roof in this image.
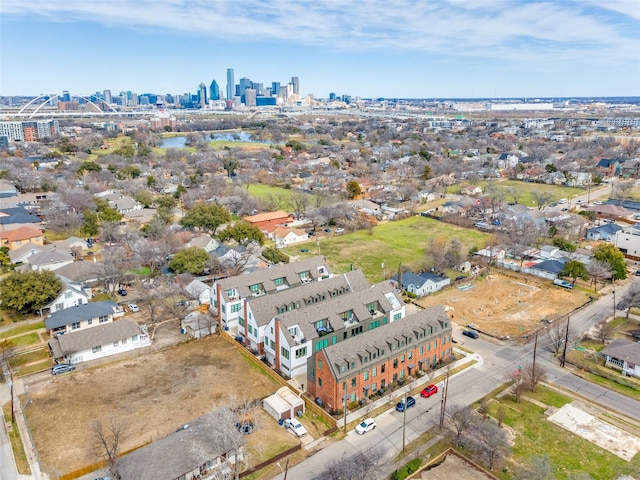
[595,158,621,177]
[391,270,451,297]
[586,223,622,241]
[45,300,121,337]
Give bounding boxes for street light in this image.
[381,262,385,282]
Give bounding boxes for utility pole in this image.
[613,288,616,320]
[532,331,538,383]
[561,316,570,368]
[439,369,450,429]
[342,383,347,433]
[402,394,407,452]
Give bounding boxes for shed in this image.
[263,386,305,421]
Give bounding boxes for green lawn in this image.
[9,348,49,368]
[0,321,44,339]
[14,360,51,376]
[490,397,640,479]
[285,216,490,282]
[524,385,572,408]
[9,332,41,347]
[446,180,584,206]
[244,184,319,210]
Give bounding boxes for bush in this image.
[392,458,423,480]
[405,291,417,299]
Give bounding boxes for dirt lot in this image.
[415,272,591,339]
[24,335,301,476]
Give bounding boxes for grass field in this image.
[244,183,319,209]
[0,321,44,340]
[490,396,640,479]
[446,180,584,206]
[285,216,491,282]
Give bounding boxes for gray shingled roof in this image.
[45,301,117,330]
[216,256,330,300]
[601,339,640,366]
[247,269,370,327]
[321,305,450,381]
[48,319,141,358]
[277,286,402,345]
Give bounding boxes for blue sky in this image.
[1,0,639,99]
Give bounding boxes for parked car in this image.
[117,287,127,296]
[324,228,331,233]
[51,363,76,375]
[420,384,438,398]
[575,199,584,204]
[300,248,309,253]
[335,228,345,233]
[462,330,479,339]
[395,396,416,412]
[284,417,307,437]
[355,418,376,434]
[593,200,603,205]
[128,303,139,312]
[559,198,568,204]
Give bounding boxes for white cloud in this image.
[3,0,638,67]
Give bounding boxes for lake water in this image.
[160,132,267,148]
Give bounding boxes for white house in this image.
[272,226,309,248]
[48,319,150,364]
[615,225,640,259]
[185,279,211,305]
[390,271,451,297]
[601,339,640,377]
[44,276,92,315]
[45,300,120,337]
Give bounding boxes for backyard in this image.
[23,335,317,477]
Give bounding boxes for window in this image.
[381,363,386,373]
[341,365,346,373]
[372,383,377,392]
[352,377,356,387]
[350,361,355,369]
[92,346,102,353]
[310,367,315,379]
[332,335,337,345]
[401,354,405,363]
[132,335,138,342]
[383,317,388,324]
[230,303,242,313]
[87,319,93,326]
[372,367,377,377]
[71,322,80,330]
[250,284,260,292]
[300,271,308,280]
[318,378,322,387]
[315,338,329,351]
[238,317,245,327]
[393,358,398,368]
[408,351,413,360]
[226,289,234,297]
[433,339,438,349]
[399,370,404,379]
[393,312,402,321]
[317,359,323,369]
[364,371,369,381]
[419,345,423,354]
[65,291,72,299]
[113,341,119,347]
[315,320,324,329]
[99,316,108,323]
[281,347,290,360]
[248,325,253,335]
[295,347,307,359]
[369,320,380,330]
[274,277,284,286]
[122,338,127,345]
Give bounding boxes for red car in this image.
[420,384,438,398]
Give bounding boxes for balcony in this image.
[316,325,334,337]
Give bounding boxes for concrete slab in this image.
[548,403,640,461]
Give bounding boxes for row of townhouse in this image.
[211,256,331,329]
[308,305,453,412]
[262,281,405,379]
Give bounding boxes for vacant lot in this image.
[446,179,584,206]
[415,272,590,338]
[25,335,295,476]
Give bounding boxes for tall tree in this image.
[90,418,128,480]
[0,270,63,314]
[587,259,612,291]
[180,202,231,235]
[346,180,361,199]
[592,243,627,281]
[218,221,265,246]
[168,246,210,275]
[561,260,589,285]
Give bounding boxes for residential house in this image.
[239,269,370,354]
[110,195,142,214]
[186,233,219,253]
[0,206,42,231]
[621,159,640,179]
[413,191,436,203]
[390,271,451,297]
[211,256,331,329]
[263,282,405,378]
[115,412,244,480]
[459,184,483,196]
[531,259,566,277]
[272,226,309,248]
[0,226,43,250]
[8,242,45,265]
[54,260,105,287]
[595,158,621,178]
[18,248,74,272]
[0,180,18,198]
[48,319,149,364]
[181,311,217,339]
[263,386,305,422]
[350,199,381,216]
[586,223,622,241]
[566,171,592,187]
[244,210,293,231]
[615,225,640,260]
[586,204,633,221]
[184,279,211,305]
[45,300,119,337]
[601,339,640,377]
[44,275,92,315]
[308,305,453,412]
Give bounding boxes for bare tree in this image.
[495,406,507,428]
[322,446,384,480]
[90,418,128,480]
[593,320,615,344]
[544,319,573,355]
[505,369,526,403]
[470,419,511,471]
[521,362,547,392]
[289,190,310,218]
[532,192,553,210]
[587,259,612,291]
[446,404,475,447]
[516,454,554,480]
[621,279,640,318]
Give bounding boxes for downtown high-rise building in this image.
[226,68,234,100]
[291,76,299,96]
[198,83,207,108]
[209,80,220,101]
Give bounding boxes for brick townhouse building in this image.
[307,305,453,413]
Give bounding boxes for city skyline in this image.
[1,0,639,98]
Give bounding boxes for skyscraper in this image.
[210,80,220,101]
[291,77,299,96]
[103,89,112,104]
[245,89,257,107]
[198,82,207,108]
[226,68,234,100]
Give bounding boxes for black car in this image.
[462,330,479,339]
